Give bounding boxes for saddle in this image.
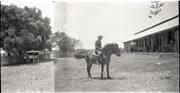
[92,51,99,58]
[92,51,103,64]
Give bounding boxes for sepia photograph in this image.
[1,0,179,92]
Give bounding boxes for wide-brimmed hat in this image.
[98,35,103,38]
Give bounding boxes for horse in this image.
[74,43,121,79]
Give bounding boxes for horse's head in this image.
[103,43,121,57]
[112,43,121,57]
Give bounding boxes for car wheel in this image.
[26,58,31,63]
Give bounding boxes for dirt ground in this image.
[55,53,179,92]
[1,53,179,92]
[1,61,55,92]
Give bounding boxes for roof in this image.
[134,15,179,35]
[124,15,179,43]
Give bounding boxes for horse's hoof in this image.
[107,76,111,79]
[88,76,92,79]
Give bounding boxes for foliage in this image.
[148,1,164,18]
[1,4,52,55]
[51,32,81,53]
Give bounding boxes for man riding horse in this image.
[73,35,121,79]
[94,35,103,64]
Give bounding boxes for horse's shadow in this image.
[93,77,114,80]
[92,76,126,80]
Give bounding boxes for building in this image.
[124,15,179,53]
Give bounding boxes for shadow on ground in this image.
[93,77,126,80]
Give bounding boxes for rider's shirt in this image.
[95,40,102,52]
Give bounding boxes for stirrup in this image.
[93,61,98,64]
[92,53,98,57]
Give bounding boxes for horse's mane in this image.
[103,43,117,49]
[102,43,118,54]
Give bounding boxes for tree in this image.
[148,1,164,18]
[1,4,52,55]
[51,32,81,54]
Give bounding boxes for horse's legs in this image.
[85,57,92,79]
[87,63,92,79]
[106,64,111,78]
[101,64,104,79]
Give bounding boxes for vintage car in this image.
[23,51,40,63]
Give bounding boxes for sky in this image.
[1,0,179,49]
[54,1,179,49]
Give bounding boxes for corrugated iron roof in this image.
[134,15,179,35]
[124,15,179,43]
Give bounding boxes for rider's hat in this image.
[98,35,103,39]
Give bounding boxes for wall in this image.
[123,26,179,53]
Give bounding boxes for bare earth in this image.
[1,62,55,92]
[1,53,179,92]
[55,53,179,92]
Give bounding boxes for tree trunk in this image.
[8,52,11,56]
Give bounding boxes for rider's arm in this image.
[95,41,102,51]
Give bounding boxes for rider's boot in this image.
[97,54,102,65]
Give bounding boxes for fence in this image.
[1,54,50,66]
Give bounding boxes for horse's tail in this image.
[73,53,86,59]
[73,49,89,59]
